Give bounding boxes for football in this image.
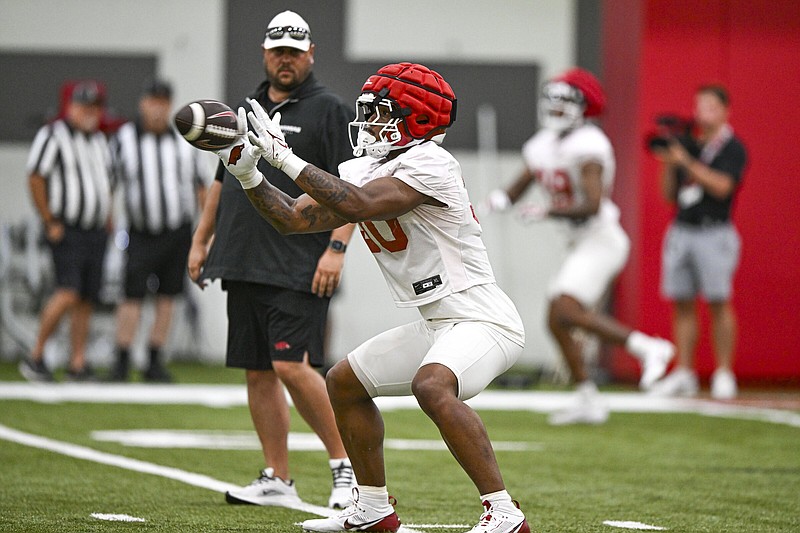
[173,100,243,151]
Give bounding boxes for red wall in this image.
[603,0,800,384]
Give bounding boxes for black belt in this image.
[675,219,730,229]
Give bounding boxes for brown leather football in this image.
[173,100,242,151]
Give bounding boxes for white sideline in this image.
[1,382,799,427]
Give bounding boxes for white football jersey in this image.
[522,123,620,224]
[338,141,495,308]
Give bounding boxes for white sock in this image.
[358,485,392,512]
[480,489,512,506]
[329,458,351,469]
[625,330,651,359]
[576,380,598,394]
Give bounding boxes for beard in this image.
[266,61,311,93]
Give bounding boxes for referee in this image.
[19,80,115,382]
[108,79,208,382]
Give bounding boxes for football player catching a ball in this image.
[481,68,675,425]
[217,62,530,533]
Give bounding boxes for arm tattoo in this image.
[246,185,294,226]
[246,181,342,232]
[301,166,350,206]
[300,203,340,228]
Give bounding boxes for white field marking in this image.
[603,520,668,530]
[90,429,543,452]
[294,524,473,530]
[2,382,799,427]
[0,423,430,532]
[292,525,437,533]
[0,423,239,493]
[91,513,145,522]
[0,382,249,407]
[405,524,471,529]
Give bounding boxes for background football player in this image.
[482,68,674,425]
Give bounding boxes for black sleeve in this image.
[713,138,747,183]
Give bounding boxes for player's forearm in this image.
[506,169,535,204]
[245,177,346,234]
[295,165,372,223]
[548,201,598,221]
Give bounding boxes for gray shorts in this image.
[660,222,741,302]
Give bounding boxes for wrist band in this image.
[282,154,309,181]
[237,168,263,189]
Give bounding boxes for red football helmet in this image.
[350,62,457,157]
[538,68,605,132]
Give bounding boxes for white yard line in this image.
[0,422,240,493]
[90,429,543,452]
[0,422,427,532]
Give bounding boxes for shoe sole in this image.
[225,492,256,505]
[18,362,53,383]
[225,491,301,506]
[303,512,401,533]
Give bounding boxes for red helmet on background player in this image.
[350,62,457,158]
[538,67,605,132]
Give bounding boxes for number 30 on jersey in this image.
[359,219,409,253]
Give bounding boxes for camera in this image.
[645,114,700,157]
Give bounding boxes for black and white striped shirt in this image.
[27,119,114,230]
[113,122,206,235]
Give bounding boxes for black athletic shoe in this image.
[18,358,55,383]
[106,362,130,382]
[65,365,97,383]
[143,363,173,383]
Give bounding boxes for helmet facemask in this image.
[350,90,415,158]
[538,81,586,132]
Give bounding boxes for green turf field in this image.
[0,361,798,532]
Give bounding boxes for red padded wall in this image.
[603,0,800,384]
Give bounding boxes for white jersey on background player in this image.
[482,68,674,426]
[521,122,627,307]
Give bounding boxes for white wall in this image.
[0,0,576,374]
[346,0,576,80]
[0,0,226,104]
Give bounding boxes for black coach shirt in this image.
[201,73,353,293]
[674,135,747,226]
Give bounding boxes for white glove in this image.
[517,202,549,224]
[215,107,264,189]
[477,189,512,217]
[246,98,308,180]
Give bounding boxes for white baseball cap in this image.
[262,10,312,52]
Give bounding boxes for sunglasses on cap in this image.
[266,26,310,40]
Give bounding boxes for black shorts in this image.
[124,224,192,299]
[49,226,108,302]
[223,280,330,370]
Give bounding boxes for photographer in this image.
[648,84,747,399]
